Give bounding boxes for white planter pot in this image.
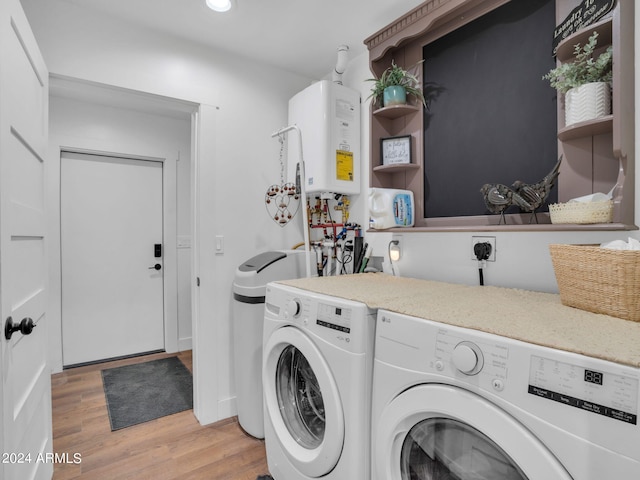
[565,82,611,126]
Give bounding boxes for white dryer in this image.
[262,282,376,480]
[372,309,640,480]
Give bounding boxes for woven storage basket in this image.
[548,200,613,224]
[549,244,640,322]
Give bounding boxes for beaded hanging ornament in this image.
[265,133,300,227]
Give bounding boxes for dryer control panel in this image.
[528,355,638,425]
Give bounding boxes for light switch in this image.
[215,235,224,254]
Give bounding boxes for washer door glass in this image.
[276,345,325,449]
[400,417,527,480]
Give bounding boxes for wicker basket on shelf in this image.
[548,200,613,224]
[549,244,640,322]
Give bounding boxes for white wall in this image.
[47,95,192,371]
[22,0,314,424]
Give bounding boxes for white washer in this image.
[262,282,376,480]
[372,309,640,480]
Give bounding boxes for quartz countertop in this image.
[277,273,640,368]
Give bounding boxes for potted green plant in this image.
[367,60,426,108]
[542,31,613,126]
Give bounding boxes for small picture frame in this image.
[381,135,412,166]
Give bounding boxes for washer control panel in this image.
[290,297,352,334]
[528,355,638,425]
[316,302,352,334]
[266,285,375,354]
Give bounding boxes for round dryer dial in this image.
[452,341,484,375]
[284,299,301,319]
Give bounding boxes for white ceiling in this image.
[41,0,425,79]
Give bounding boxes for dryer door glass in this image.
[400,418,528,480]
[276,345,325,449]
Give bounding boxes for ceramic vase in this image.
[383,86,407,107]
[565,82,611,126]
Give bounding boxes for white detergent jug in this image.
[369,188,415,229]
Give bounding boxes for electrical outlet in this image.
[471,236,496,262]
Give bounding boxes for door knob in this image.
[4,317,36,340]
[148,263,162,271]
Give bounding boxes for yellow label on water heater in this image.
[336,150,354,182]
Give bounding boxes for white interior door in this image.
[0,0,53,478]
[61,152,165,366]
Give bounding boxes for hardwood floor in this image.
[51,351,270,480]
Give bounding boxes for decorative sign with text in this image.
[552,0,615,56]
[381,135,412,166]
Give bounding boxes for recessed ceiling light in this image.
[206,0,232,12]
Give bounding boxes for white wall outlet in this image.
[471,236,496,262]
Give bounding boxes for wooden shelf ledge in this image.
[558,115,613,141]
[369,222,637,233]
[555,17,613,62]
[373,163,420,173]
[373,104,421,119]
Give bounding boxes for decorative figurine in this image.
[511,155,562,224]
[481,155,562,224]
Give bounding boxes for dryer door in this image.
[375,384,573,480]
[263,326,344,477]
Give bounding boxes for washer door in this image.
[263,326,344,477]
[375,384,573,480]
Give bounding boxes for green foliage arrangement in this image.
[542,31,613,94]
[367,60,426,108]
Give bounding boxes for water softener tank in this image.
[232,250,309,438]
[288,80,360,195]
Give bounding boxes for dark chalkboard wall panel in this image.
[423,0,557,218]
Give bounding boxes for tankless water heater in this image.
[288,80,360,195]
